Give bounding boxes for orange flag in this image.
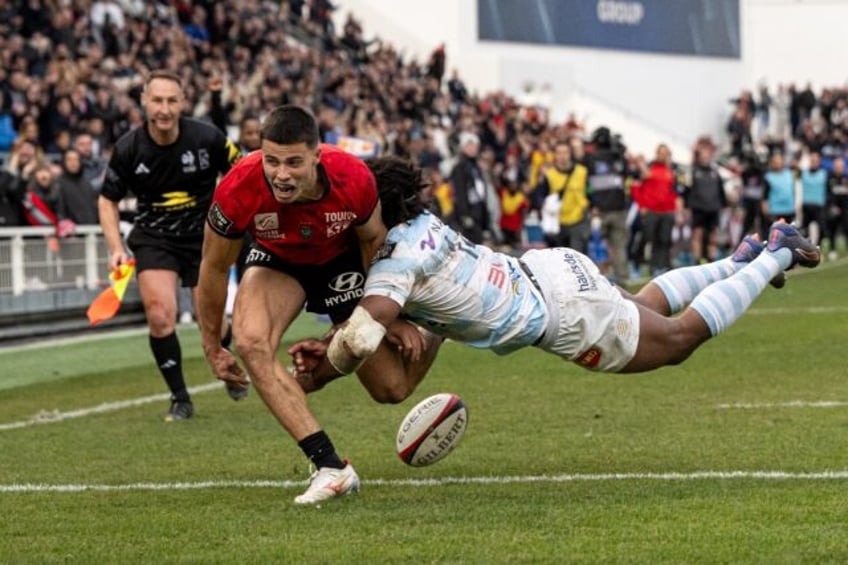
[86,259,137,326]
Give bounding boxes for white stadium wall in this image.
[334,0,848,156]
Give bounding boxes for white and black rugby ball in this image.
[396,393,468,467]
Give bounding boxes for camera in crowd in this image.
[590,126,626,158]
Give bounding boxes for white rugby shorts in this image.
[520,248,640,372]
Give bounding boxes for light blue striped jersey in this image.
[365,212,547,354]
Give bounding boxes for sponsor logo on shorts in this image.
[208,202,233,233]
[328,271,365,292]
[325,271,365,307]
[245,247,271,264]
[563,251,597,292]
[576,347,602,369]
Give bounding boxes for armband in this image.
[326,306,387,375]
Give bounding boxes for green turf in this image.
[1,262,848,563]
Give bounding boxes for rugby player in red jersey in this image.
[196,105,437,504]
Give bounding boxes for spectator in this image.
[55,149,98,225]
[825,156,847,261]
[0,90,17,151]
[738,151,769,241]
[586,126,631,283]
[497,168,529,254]
[237,115,262,153]
[799,151,828,245]
[426,43,446,85]
[683,140,726,263]
[633,144,681,275]
[0,165,25,227]
[535,139,590,254]
[450,131,492,244]
[22,161,60,228]
[763,152,797,226]
[73,133,107,193]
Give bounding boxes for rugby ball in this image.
[396,393,469,467]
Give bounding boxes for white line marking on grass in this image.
[717,400,848,409]
[747,306,848,315]
[0,382,223,431]
[5,470,848,493]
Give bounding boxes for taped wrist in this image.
[326,306,386,375]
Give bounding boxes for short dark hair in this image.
[145,69,182,89]
[367,156,429,228]
[260,105,320,147]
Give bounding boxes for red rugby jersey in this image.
[208,145,378,265]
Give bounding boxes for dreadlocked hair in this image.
[367,156,429,228]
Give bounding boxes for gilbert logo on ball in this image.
[396,393,468,467]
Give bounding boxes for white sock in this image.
[652,258,743,314]
[689,249,792,336]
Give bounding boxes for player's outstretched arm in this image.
[197,224,245,385]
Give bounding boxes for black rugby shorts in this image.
[126,228,203,287]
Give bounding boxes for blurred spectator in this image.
[738,151,769,241]
[755,84,772,140]
[586,126,631,283]
[5,138,40,181]
[535,139,590,254]
[429,167,454,223]
[426,43,446,85]
[55,148,98,225]
[450,131,492,244]
[763,152,796,226]
[632,144,681,275]
[682,140,726,263]
[73,134,107,193]
[799,150,827,245]
[0,165,25,227]
[497,169,529,254]
[237,115,262,152]
[21,161,60,228]
[0,90,17,151]
[726,106,752,159]
[825,156,847,261]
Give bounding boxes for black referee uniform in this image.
[102,117,240,285]
[101,116,240,414]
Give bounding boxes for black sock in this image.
[149,332,190,402]
[298,431,345,469]
[220,323,233,350]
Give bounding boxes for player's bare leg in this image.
[620,221,819,373]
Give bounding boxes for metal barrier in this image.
[0,225,147,342]
[0,225,109,295]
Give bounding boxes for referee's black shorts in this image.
[126,228,203,287]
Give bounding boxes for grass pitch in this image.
[2,260,848,563]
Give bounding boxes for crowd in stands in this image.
[1,0,846,286]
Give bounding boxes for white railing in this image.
[0,226,110,296]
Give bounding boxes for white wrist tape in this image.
[327,306,387,375]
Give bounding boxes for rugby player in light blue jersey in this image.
[291,157,820,395]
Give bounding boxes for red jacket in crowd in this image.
[632,160,679,213]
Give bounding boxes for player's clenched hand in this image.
[207,347,248,388]
[386,319,426,362]
[288,338,328,375]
